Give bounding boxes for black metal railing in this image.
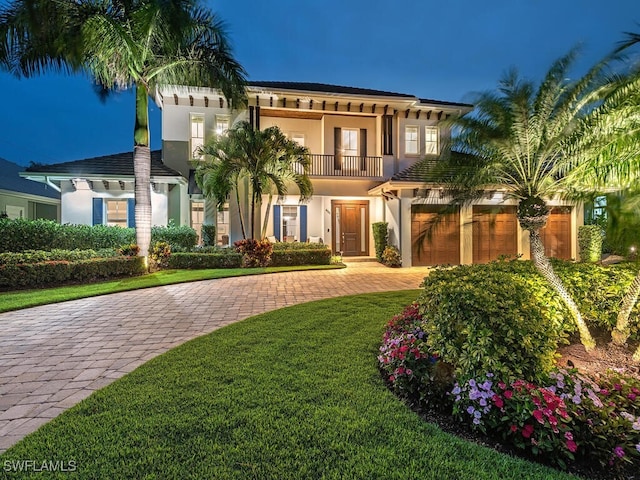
[302,154,383,177]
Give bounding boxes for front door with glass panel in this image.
[332,200,369,256]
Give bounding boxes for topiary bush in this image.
[578,225,603,263]
[418,262,568,383]
[372,222,388,262]
[201,225,216,246]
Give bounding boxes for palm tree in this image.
[0,0,247,259]
[431,50,624,351]
[195,121,313,241]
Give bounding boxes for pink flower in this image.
[614,446,625,458]
[492,395,504,408]
[548,415,558,426]
[566,440,578,453]
[532,410,544,424]
[600,389,609,396]
[510,424,518,433]
[628,393,637,401]
[522,424,534,438]
[405,368,413,376]
[614,383,623,391]
[504,390,513,399]
[498,382,507,390]
[564,432,573,441]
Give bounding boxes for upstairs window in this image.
[190,114,205,159]
[405,126,419,155]
[425,126,439,155]
[215,115,230,136]
[342,129,358,156]
[291,133,305,147]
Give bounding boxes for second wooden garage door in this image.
[473,206,518,263]
[411,205,460,266]
[537,207,572,260]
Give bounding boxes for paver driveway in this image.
[0,262,430,452]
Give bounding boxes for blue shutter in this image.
[127,198,136,228]
[92,198,103,225]
[273,205,281,241]
[300,205,307,242]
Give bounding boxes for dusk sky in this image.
[0,0,638,166]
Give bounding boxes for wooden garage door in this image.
[537,207,572,260]
[473,206,518,263]
[411,205,460,266]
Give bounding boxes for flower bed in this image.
[378,304,640,476]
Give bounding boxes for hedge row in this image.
[270,248,331,266]
[0,219,197,252]
[167,252,242,269]
[164,247,331,269]
[0,249,118,266]
[0,257,146,289]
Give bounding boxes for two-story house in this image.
[22,81,582,266]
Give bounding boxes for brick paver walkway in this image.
[0,262,430,452]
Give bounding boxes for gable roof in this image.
[23,150,182,178]
[0,158,59,199]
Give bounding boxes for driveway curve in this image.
[0,262,430,452]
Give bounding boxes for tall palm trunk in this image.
[134,84,151,261]
[612,272,640,360]
[530,230,596,351]
[261,193,273,240]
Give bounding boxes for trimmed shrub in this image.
[372,222,388,261]
[234,239,272,267]
[418,262,568,383]
[578,225,603,263]
[167,252,242,269]
[270,247,331,266]
[201,225,216,246]
[0,256,145,289]
[151,225,197,250]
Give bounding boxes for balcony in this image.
[305,154,383,178]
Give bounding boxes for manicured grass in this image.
[1,291,575,479]
[0,264,343,313]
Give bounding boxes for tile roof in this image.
[0,158,59,199]
[249,81,415,99]
[248,82,473,108]
[24,150,182,178]
[391,152,474,183]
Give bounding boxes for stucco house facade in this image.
[21,82,583,266]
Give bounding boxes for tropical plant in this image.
[0,0,247,259]
[195,121,313,240]
[429,49,626,350]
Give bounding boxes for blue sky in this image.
[0,0,637,166]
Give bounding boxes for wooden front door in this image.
[332,200,369,256]
[472,206,518,263]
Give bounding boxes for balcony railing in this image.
[302,154,383,178]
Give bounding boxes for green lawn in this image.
[1,291,575,479]
[0,264,342,313]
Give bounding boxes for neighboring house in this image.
[21,81,583,266]
[21,151,186,229]
[0,158,60,220]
